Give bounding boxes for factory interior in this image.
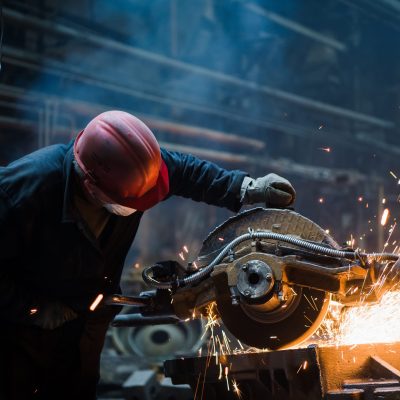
[1,0,400,399]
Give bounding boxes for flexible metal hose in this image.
[142,231,400,290]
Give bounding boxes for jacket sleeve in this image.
[0,189,40,323]
[161,149,248,212]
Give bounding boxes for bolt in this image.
[231,297,240,306]
[265,273,273,281]
[243,289,252,297]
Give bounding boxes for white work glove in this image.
[241,173,296,208]
[31,302,78,330]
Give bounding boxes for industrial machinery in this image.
[164,343,400,400]
[108,208,399,350]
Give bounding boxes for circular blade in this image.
[216,286,330,350]
[198,208,338,350]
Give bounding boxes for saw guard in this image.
[198,208,340,349]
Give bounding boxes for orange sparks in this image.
[134,263,140,269]
[296,360,308,374]
[225,367,230,391]
[390,171,398,179]
[316,292,400,346]
[319,147,331,152]
[381,208,390,226]
[318,197,324,204]
[358,196,363,202]
[30,308,38,315]
[218,237,225,242]
[183,245,189,253]
[232,379,242,398]
[90,294,104,311]
[179,252,185,261]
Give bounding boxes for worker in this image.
[0,110,295,400]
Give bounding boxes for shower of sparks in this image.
[30,308,38,315]
[195,302,267,399]
[315,291,400,346]
[318,197,324,204]
[193,212,400,398]
[381,208,390,226]
[183,245,189,253]
[89,294,103,311]
[179,252,185,261]
[390,171,398,179]
[358,196,363,202]
[319,147,331,152]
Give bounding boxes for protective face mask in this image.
[103,203,137,216]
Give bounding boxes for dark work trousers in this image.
[0,308,115,400]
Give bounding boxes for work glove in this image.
[241,174,296,208]
[31,302,78,330]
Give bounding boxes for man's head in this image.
[73,111,169,214]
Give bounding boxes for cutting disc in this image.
[197,208,339,349]
[216,284,330,349]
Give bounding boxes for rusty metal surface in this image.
[164,343,400,400]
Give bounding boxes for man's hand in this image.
[31,302,78,330]
[241,174,296,208]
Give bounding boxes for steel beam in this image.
[2,51,399,160]
[3,7,394,128]
[244,2,347,52]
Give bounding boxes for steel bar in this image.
[3,7,394,128]
[144,119,265,149]
[158,141,249,163]
[0,109,371,183]
[112,314,180,327]
[244,2,347,52]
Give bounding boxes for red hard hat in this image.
[74,110,169,211]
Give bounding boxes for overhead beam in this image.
[244,2,347,52]
[0,115,378,184]
[3,7,394,128]
[2,51,400,159]
[0,77,265,150]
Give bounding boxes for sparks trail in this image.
[195,302,258,399]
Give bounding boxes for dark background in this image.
[1,0,400,304]
[2,1,400,395]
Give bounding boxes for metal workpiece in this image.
[164,343,400,400]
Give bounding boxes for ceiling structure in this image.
[0,0,399,251]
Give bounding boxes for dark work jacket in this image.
[0,141,247,323]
